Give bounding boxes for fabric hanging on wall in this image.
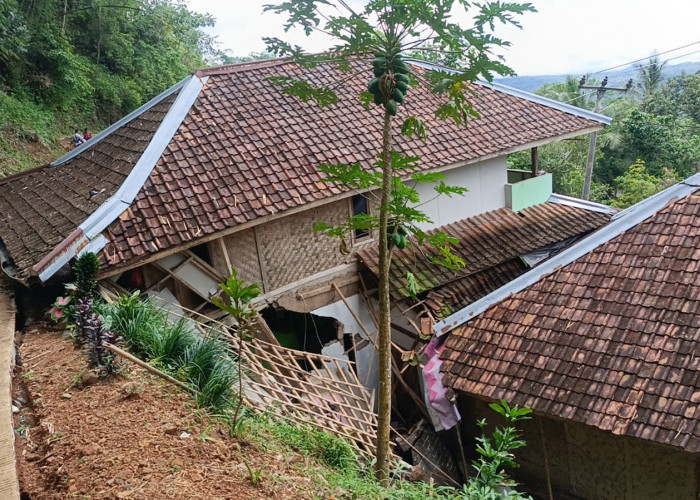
[422,335,460,431]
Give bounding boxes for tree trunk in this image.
[374,108,393,486]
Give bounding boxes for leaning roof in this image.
[440,174,700,452]
[0,58,610,282]
[358,200,612,302]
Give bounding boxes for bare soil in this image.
[13,325,324,499]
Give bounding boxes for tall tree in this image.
[636,55,666,98]
[264,0,534,483]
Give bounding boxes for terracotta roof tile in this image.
[0,92,179,280]
[358,201,610,313]
[102,60,604,270]
[440,190,700,452]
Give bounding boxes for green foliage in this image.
[153,319,194,369]
[1,0,213,133]
[212,268,261,325]
[636,56,666,98]
[465,400,532,498]
[266,420,358,470]
[524,66,699,205]
[609,159,678,209]
[212,268,261,419]
[102,291,237,411]
[74,252,101,300]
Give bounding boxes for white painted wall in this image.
[413,156,507,230]
[313,295,379,395]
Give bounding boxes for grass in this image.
[0,91,69,175]
[103,292,237,412]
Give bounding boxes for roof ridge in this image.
[407,58,612,125]
[50,77,190,168]
[433,175,700,335]
[195,58,291,77]
[0,164,51,187]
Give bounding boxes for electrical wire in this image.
[592,40,700,75]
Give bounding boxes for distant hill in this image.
[495,61,700,92]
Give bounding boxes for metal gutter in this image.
[408,59,612,125]
[34,74,208,282]
[433,173,700,335]
[51,78,189,167]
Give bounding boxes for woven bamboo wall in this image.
[209,228,263,287]
[257,199,350,290]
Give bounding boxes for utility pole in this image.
[579,76,633,200]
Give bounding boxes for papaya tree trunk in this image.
[374,108,393,486]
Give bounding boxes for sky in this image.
[186,0,700,76]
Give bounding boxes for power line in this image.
[592,40,700,75]
[610,48,700,76]
[543,48,700,109]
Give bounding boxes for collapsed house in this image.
[0,58,615,481]
[438,174,700,498]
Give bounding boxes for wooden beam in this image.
[217,238,233,273]
[253,226,269,293]
[255,314,281,346]
[105,343,195,394]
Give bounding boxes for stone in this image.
[80,370,100,387]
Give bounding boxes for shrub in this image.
[104,291,165,357]
[82,311,121,376]
[73,252,100,300]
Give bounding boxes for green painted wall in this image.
[505,173,553,212]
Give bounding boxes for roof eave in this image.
[407,59,612,126]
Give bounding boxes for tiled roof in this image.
[424,259,527,318]
[358,202,611,299]
[0,92,178,281]
[440,187,700,452]
[100,59,606,271]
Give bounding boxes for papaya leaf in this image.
[266,76,338,107]
[401,116,427,139]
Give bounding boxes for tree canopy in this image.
[0,0,215,123]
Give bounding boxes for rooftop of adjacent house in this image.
[0,57,610,283]
[439,174,700,452]
[358,198,613,317]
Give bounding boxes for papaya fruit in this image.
[393,88,405,103]
[396,234,408,249]
[368,78,380,94]
[386,99,398,116]
[395,73,410,84]
[395,81,408,93]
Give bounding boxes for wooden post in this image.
[531,146,539,176]
[539,416,554,500]
[217,238,233,273]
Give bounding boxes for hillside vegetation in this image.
[0,0,215,176]
[508,66,700,207]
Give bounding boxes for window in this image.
[352,194,369,239]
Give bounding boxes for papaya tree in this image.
[263,0,535,484]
